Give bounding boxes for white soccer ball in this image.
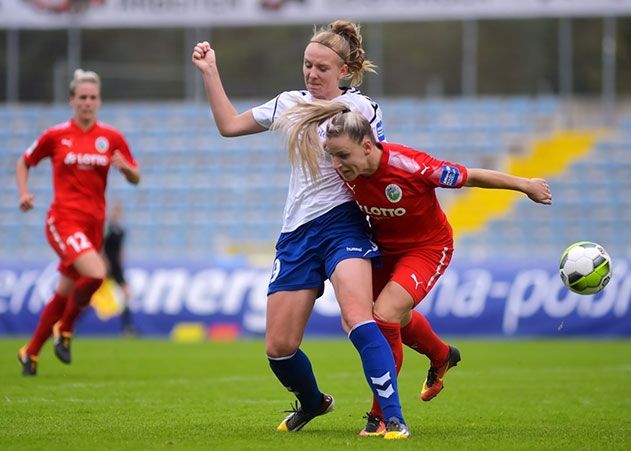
[559,241,612,295]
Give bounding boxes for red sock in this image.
[401,310,449,367]
[369,318,403,419]
[58,298,84,334]
[26,293,68,356]
[58,276,103,333]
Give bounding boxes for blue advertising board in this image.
[1,259,629,337]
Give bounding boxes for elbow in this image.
[217,127,240,138]
[216,118,251,137]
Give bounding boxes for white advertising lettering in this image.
[64,152,108,167]
[357,204,406,217]
[186,269,227,315]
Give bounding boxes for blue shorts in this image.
[268,201,380,297]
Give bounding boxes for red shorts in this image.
[373,246,453,306]
[45,213,104,280]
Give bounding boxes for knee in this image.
[339,299,374,330]
[266,335,301,359]
[72,276,103,307]
[93,262,107,280]
[373,302,403,324]
[336,286,374,329]
[86,256,107,280]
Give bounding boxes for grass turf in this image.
[1,338,630,450]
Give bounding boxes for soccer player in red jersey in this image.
[275,101,552,435]
[16,69,141,376]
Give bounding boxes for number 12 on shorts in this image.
[66,232,91,253]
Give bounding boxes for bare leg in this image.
[267,288,328,414]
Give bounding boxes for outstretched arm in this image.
[465,168,552,204]
[16,156,35,211]
[191,41,265,137]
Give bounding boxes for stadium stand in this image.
[2,97,629,262]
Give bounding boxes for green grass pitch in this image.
[1,338,630,449]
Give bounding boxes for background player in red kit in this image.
[16,69,141,376]
[277,101,552,435]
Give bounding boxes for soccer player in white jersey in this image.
[192,20,409,439]
[276,100,553,436]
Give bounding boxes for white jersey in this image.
[252,87,385,233]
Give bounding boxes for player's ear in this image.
[338,63,349,79]
[362,138,372,155]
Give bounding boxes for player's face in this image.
[325,135,371,181]
[303,43,348,100]
[70,82,101,125]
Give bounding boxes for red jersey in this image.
[346,142,468,253]
[23,119,137,222]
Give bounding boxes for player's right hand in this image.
[191,41,216,71]
[19,192,35,211]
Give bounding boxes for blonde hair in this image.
[310,20,377,87]
[272,100,375,181]
[69,69,101,96]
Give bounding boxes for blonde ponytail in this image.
[273,100,375,181]
[273,101,350,181]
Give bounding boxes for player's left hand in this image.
[110,150,129,171]
[527,178,552,204]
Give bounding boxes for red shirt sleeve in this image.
[23,129,55,167]
[413,150,468,189]
[113,132,137,167]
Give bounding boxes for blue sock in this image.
[268,348,323,413]
[349,321,405,424]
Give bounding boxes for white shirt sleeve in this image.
[343,89,386,142]
[251,91,306,129]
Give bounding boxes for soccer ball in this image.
[559,241,612,295]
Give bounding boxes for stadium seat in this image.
[6,97,630,261]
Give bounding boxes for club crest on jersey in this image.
[95,136,109,153]
[385,184,403,203]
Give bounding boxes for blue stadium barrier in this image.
[1,258,628,338]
